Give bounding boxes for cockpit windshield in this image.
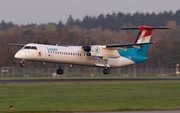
[31,46,37,49]
[24,46,37,50]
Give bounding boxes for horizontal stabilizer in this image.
[121,26,172,30]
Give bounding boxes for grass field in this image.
[0,80,180,113]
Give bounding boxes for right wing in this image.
[105,42,158,50]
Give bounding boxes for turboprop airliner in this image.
[9,25,170,75]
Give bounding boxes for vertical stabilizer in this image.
[134,26,153,56]
[121,25,170,57]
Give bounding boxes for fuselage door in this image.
[37,46,46,59]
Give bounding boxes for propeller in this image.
[81,35,97,52]
[43,38,51,45]
[33,36,51,45]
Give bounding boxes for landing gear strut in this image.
[20,60,25,67]
[102,59,110,75]
[56,64,64,75]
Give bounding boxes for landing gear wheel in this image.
[56,68,64,75]
[20,60,25,67]
[103,69,110,75]
[20,63,25,67]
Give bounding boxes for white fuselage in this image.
[14,43,135,68]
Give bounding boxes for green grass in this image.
[0,81,180,112]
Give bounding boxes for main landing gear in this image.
[103,68,110,75]
[56,64,64,75]
[56,68,64,75]
[102,59,110,75]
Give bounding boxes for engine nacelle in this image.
[89,45,120,59]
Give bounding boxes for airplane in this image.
[9,25,171,75]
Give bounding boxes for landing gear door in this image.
[37,46,46,59]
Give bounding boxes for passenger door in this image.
[37,46,46,59]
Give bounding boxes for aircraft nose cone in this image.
[14,51,22,59]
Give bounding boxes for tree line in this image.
[1,10,180,31]
[0,10,180,68]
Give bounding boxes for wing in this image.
[106,42,158,50]
[8,43,25,47]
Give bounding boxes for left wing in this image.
[8,43,25,47]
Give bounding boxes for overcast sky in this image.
[0,0,179,25]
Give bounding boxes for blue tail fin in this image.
[121,26,154,57]
[119,26,170,63]
[133,26,153,56]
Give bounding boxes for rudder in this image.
[135,26,153,56]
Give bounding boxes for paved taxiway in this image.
[76,111,180,113]
[0,77,180,83]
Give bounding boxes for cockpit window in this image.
[31,46,37,49]
[24,46,31,49]
[24,46,37,50]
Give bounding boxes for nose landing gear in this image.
[20,60,25,67]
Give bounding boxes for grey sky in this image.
[0,0,179,25]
